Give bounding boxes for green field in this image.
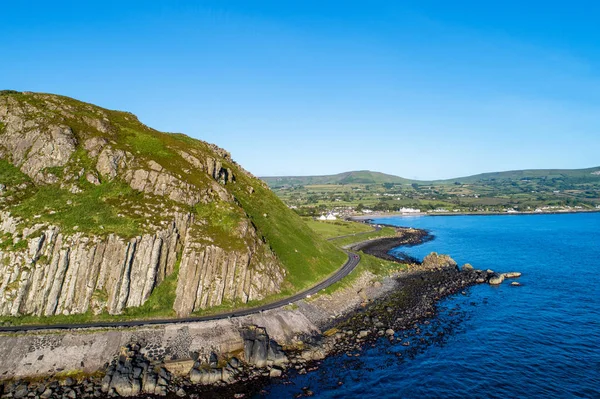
[329,225,398,247]
[302,218,373,239]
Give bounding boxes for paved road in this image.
[0,250,361,332]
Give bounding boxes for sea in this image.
[256,213,600,398]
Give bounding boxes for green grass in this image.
[232,171,347,291]
[321,253,407,295]
[262,170,414,187]
[302,218,373,239]
[300,218,407,296]
[11,180,146,238]
[192,200,247,251]
[329,226,398,247]
[123,128,175,160]
[0,159,30,186]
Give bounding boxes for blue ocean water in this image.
[258,213,600,398]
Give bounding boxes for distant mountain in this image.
[434,167,600,184]
[262,167,600,187]
[262,170,415,187]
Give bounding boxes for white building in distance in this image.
[399,207,421,214]
[318,213,337,221]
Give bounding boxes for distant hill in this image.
[262,170,415,187]
[262,167,600,187]
[435,167,600,184]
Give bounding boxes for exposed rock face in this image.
[188,353,241,385]
[0,210,284,317]
[174,243,282,316]
[0,92,287,317]
[242,325,288,368]
[0,212,182,316]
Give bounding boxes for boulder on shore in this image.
[242,325,288,368]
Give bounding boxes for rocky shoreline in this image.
[0,227,521,399]
[351,226,433,264]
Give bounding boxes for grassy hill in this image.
[0,91,346,323]
[262,170,414,187]
[434,167,600,184]
[263,167,600,188]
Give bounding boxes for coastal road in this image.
[0,222,387,332]
[0,250,361,332]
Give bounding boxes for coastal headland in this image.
[0,222,520,398]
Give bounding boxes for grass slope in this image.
[302,218,373,239]
[231,172,346,292]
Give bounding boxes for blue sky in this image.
[2,1,599,179]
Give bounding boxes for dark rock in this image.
[208,352,218,368]
[158,367,170,381]
[142,371,158,394]
[242,326,271,368]
[228,357,240,369]
[13,386,29,399]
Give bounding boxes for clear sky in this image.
[2,1,599,180]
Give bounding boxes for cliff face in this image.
[0,91,290,318]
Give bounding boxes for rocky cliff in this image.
[0,91,343,320]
